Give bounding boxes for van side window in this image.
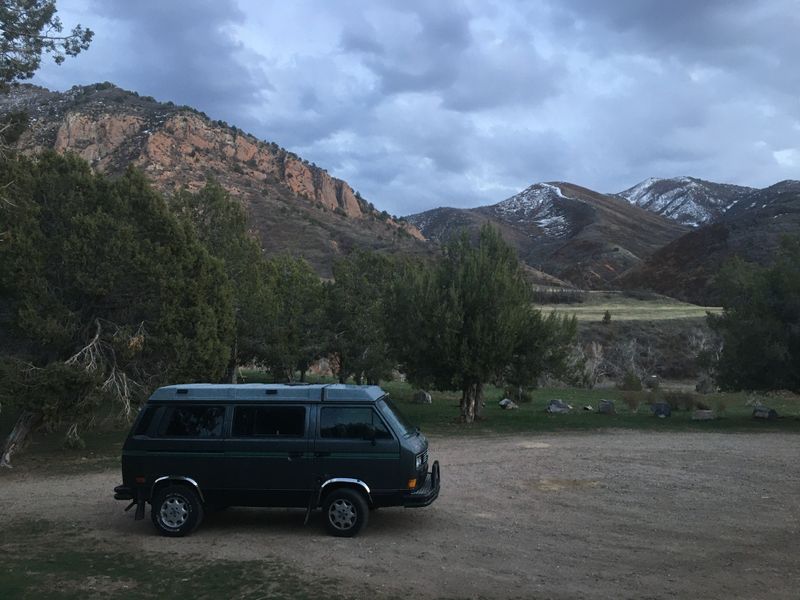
[232,406,306,437]
[160,405,225,438]
[320,407,392,439]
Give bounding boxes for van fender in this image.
[319,478,372,503]
[151,476,205,503]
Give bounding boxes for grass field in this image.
[2,381,798,478]
[383,381,800,435]
[535,290,722,321]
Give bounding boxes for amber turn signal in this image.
[407,478,417,489]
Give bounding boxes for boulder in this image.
[753,406,778,420]
[546,399,571,414]
[598,399,616,415]
[652,402,671,418]
[499,398,518,410]
[645,375,660,390]
[582,405,594,411]
[692,409,716,421]
[411,390,432,404]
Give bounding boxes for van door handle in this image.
[314,451,331,457]
[288,451,304,461]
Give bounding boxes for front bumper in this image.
[402,460,440,508]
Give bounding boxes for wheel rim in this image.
[328,498,357,531]
[160,495,189,529]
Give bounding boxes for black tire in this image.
[322,488,369,537]
[151,484,204,537]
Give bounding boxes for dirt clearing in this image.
[2,431,799,599]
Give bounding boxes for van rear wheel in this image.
[151,484,203,537]
[323,488,368,537]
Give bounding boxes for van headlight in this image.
[415,453,424,470]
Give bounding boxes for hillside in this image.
[0,83,427,277]
[618,180,800,304]
[408,182,688,288]
[616,177,754,226]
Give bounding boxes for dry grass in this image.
[536,290,722,322]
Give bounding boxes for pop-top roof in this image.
[148,383,386,403]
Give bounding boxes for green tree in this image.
[390,224,576,422]
[0,0,93,88]
[262,255,324,382]
[324,251,395,385]
[505,310,578,400]
[172,181,273,380]
[708,238,800,392]
[0,153,233,463]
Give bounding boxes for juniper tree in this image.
[389,224,576,423]
[708,237,800,392]
[324,251,395,385]
[262,254,324,382]
[0,0,93,89]
[0,153,233,464]
[172,181,273,381]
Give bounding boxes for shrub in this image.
[644,375,660,391]
[621,391,644,413]
[602,310,612,325]
[617,371,642,391]
[663,392,698,412]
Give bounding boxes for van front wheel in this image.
[151,484,204,537]
[323,489,368,537]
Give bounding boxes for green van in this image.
[113,383,440,537]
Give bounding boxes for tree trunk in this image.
[1,410,40,468]
[474,382,485,420]
[460,384,476,423]
[225,337,238,383]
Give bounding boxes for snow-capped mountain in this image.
[406,181,687,288]
[620,180,800,304]
[616,176,754,226]
[489,182,571,238]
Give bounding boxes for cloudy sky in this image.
[33,0,800,216]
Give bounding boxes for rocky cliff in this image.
[1,83,425,276]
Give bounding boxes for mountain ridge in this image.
[408,181,689,289]
[614,176,755,226]
[1,82,427,277]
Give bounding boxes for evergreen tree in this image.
[389,224,576,422]
[0,153,233,461]
[0,0,93,89]
[262,255,324,382]
[324,251,395,385]
[708,238,800,392]
[172,181,273,380]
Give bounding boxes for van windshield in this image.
[378,396,416,436]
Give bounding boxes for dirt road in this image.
[2,431,799,599]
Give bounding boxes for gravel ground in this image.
[2,431,799,599]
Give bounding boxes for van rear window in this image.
[160,406,225,438]
[232,406,306,437]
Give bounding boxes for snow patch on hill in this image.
[493,183,570,237]
[617,177,753,227]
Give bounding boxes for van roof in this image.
[148,383,386,403]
